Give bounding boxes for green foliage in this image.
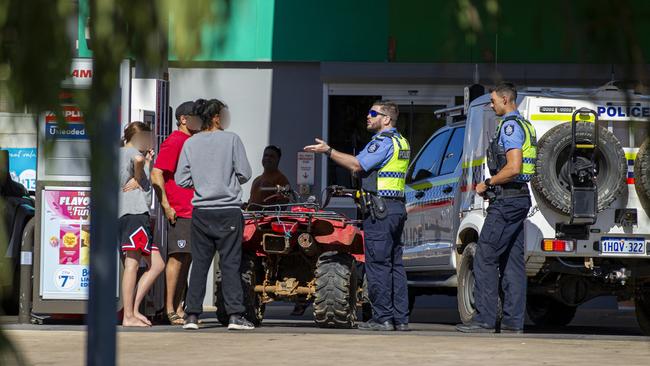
[0,1,228,362]
[0,0,72,113]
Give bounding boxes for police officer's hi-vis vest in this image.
[361,131,411,198]
[487,115,537,182]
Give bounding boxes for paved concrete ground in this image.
[2,296,649,365]
[5,328,650,366]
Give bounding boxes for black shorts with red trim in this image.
[119,214,158,255]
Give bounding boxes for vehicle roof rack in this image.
[433,105,465,119]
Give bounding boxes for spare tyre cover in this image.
[531,122,626,215]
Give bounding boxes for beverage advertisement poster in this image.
[40,187,92,300]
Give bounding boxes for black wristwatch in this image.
[325,147,333,157]
[484,178,493,188]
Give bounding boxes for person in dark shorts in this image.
[151,101,202,325]
[119,121,165,327]
[175,99,254,330]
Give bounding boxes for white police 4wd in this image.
[402,85,650,335]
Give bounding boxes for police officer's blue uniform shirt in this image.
[355,128,398,172]
[499,110,525,152]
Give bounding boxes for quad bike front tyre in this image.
[313,252,358,328]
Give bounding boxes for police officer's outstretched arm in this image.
[304,138,363,173]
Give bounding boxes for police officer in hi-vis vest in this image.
[457,82,537,334]
[304,101,411,331]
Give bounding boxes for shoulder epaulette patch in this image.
[367,142,380,153]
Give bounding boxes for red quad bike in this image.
[214,185,371,328]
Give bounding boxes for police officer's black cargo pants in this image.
[363,199,409,325]
[473,196,531,329]
[185,208,246,316]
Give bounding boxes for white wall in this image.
[168,68,274,201]
[168,67,273,310]
[0,113,37,148]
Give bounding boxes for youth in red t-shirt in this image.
[154,130,195,218]
[151,101,202,325]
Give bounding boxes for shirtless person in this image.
[249,145,309,315]
[248,145,290,208]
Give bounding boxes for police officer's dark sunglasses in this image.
[368,109,389,118]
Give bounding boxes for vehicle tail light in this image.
[271,221,298,235]
[541,239,575,252]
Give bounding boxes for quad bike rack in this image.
[568,107,599,225]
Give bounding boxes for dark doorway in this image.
[327,95,380,187]
[327,96,447,188]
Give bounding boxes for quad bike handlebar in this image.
[245,184,360,212]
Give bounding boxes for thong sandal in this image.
[167,312,185,325]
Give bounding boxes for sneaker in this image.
[183,314,199,330]
[227,314,255,330]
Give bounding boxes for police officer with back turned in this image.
[304,100,411,331]
[456,82,537,334]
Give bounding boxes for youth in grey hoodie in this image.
[175,130,252,209]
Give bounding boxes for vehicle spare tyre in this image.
[531,122,627,215]
[634,138,650,208]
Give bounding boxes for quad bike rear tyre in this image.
[359,269,372,322]
[313,252,358,328]
[215,252,265,327]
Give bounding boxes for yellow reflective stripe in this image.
[462,157,485,169]
[378,134,409,192]
[379,177,403,185]
[576,144,595,149]
[410,177,459,191]
[529,114,595,122]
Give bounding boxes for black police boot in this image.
[358,319,395,331]
[499,324,524,334]
[455,320,495,333]
[394,323,410,332]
